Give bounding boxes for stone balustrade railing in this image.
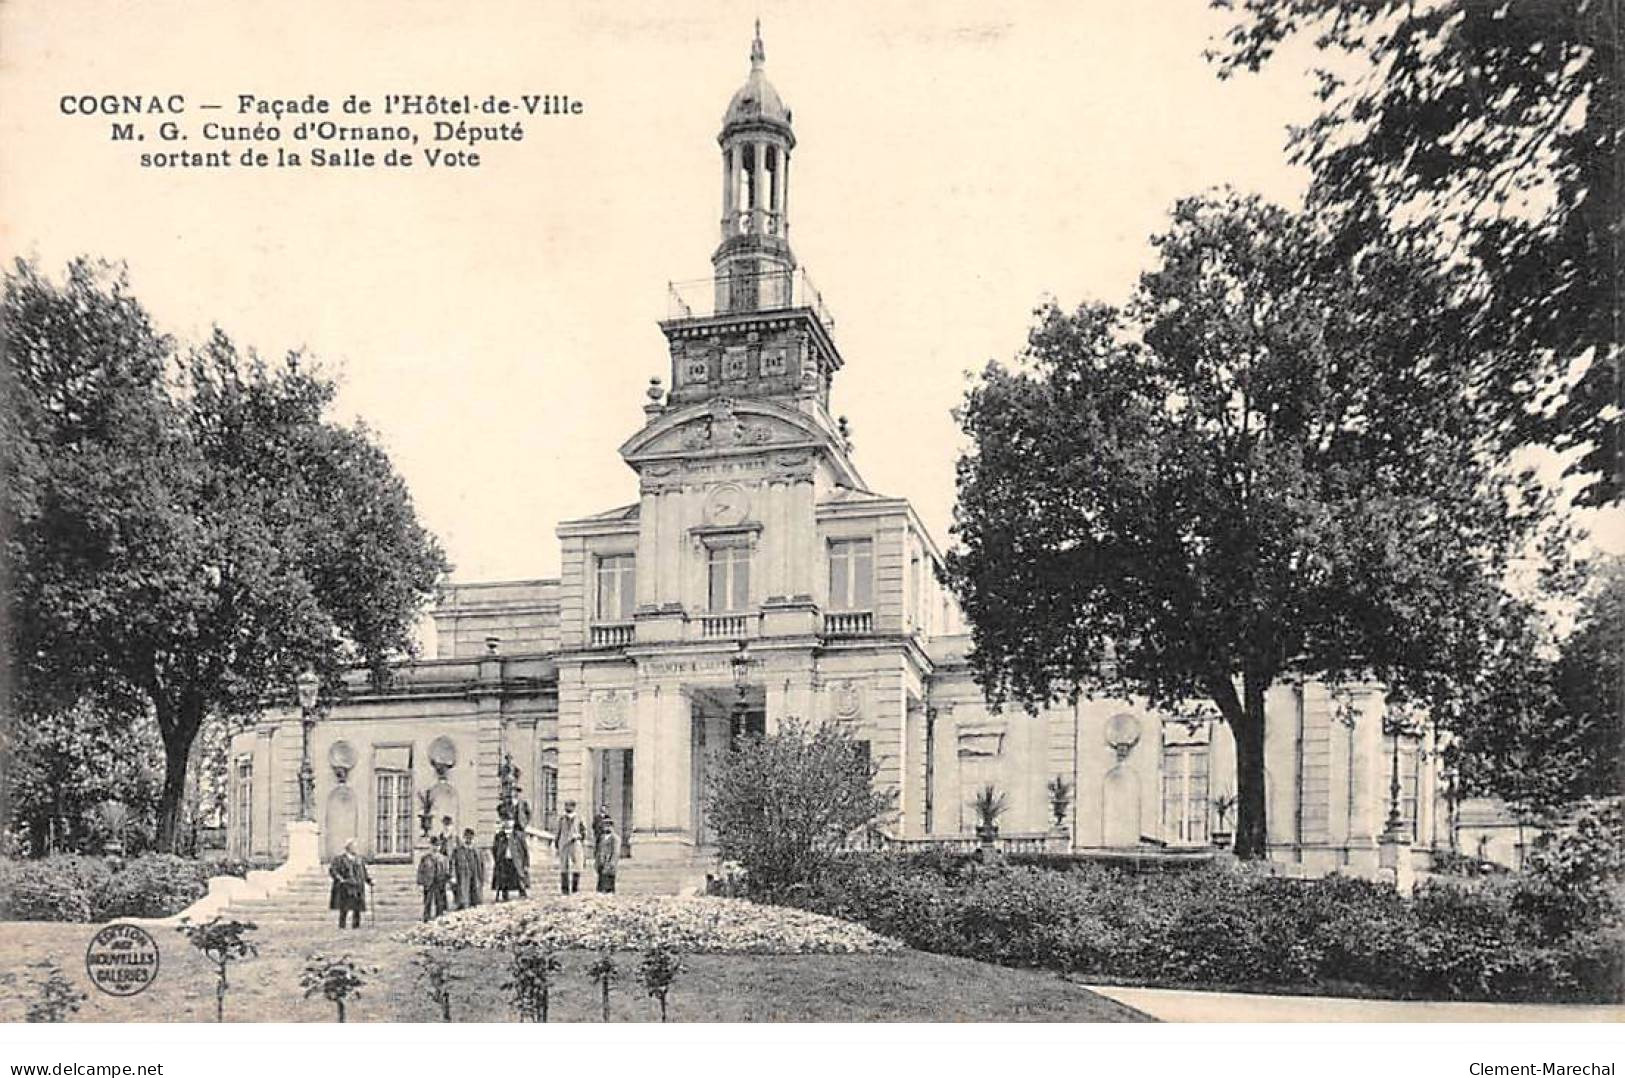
[823,610,874,637]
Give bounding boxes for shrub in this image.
[703,717,895,899]
[25,962,86,1023]
[504,942,562,1022]
[413,949,459,1022]
[789,854,1624,1003]
[177,917,257,1022]
[1523,799,1624,932]
[638,943,684,1022]
[0,853,245,922]
[93,854,211,919]
[301,953,374,1023]
[0,856,112,921]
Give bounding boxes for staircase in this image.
[218,863,422,928]
[214,856,712,927]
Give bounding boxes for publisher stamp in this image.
[84,923,161,997]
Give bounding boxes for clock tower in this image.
[654,22,846,429]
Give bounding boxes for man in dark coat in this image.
[450,828,484,909]
[492,827,518,901]
[594,818,621,893]
[417,838,451,921]
[329,839,371,929]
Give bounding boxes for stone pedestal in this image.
[1379,831,1415,894]
[285,819,321,870]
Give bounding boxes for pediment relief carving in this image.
[624,398,826,460]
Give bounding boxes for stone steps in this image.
[214,858,712,927]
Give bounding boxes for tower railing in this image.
[665,267,834,333]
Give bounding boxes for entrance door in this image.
[374,770,413,860]
[593,749,634,857]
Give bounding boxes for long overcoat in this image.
[328,851,370,911]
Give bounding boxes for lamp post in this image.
[1381,714,1405,840]
[729,640,751,749]
[295,668,320,822]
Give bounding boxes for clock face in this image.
[707,484,749,526]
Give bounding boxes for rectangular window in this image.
[829,539,873,610]
[596,554,636,621]
[1161,743,1210,845]
[374,770,413,858]
[708,543,751,612]
[541,755,560,832]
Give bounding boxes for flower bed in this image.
[400,895,903,955]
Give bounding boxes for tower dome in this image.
[721,21,793,142]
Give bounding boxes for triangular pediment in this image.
[620,397,831,462]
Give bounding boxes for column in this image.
[637,487,660,608]
[765,675,787,736]
[632,684,662,834]
[657,686,693,834]
[762,481,785,601]
[254,726,276,858]
[929,705,959,836]
[721,148,732,221]
[789,478,816,599]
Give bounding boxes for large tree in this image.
[3,258,450,851]
[945,192,1533,859]
[1208,0,1620,506]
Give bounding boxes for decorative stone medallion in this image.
[1104,712,1142,762]
[830,679,862,720]
[327,739,358,783]
[593,689,630,732]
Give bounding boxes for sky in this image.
[0,1,1409,582]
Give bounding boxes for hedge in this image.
[0,853,275,922]
[784,855,1623,1003]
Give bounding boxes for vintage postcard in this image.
[0,0,1619,1069]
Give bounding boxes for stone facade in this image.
[227,27,1446,877]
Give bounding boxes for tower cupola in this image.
[715,21,795,279]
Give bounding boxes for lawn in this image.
[0,921,1150,1023]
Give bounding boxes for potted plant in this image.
[1046,776,1073,831]
[971,784,1007,852]
[1211,792,1237,848]
[417,790,436,839]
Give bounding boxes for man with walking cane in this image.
[329,839,371,929]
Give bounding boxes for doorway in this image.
[592,748,634,857]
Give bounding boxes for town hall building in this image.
[227,28,1446,885]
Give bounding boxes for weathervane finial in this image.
[750,19,765,69]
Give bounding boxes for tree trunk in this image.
[1232,675,1270,861]
[153,698,203,854]
[155,736,191,854]
[1209,670,1271,861]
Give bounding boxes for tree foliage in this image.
[945,191,1535,858]
[703,716,895,896]
[3,257,450,850]
[1209,0,1621,505]
[6,695,163,855]
[1452,556,1625,814]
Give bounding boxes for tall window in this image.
[596,554,636,621]
[374,770,413,858]
[829,539,873,610]
[1162,742,1210,845]
[541,751,560,831]
[708,544,751,611]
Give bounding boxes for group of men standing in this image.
[410,801,624,923]
[330,801,628,927]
